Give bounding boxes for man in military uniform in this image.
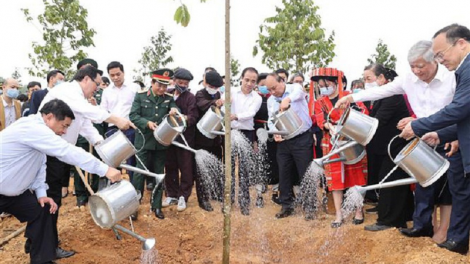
[130,69,178,219]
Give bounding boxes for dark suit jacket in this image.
[412,55,470,173]
[174,91,198,147]
[29,89,48,115]
[367,95,410,156]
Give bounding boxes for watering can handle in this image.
[104,128,119,138]
[326,107,339,125]
[387,135,401,162]
[174,109,187,128]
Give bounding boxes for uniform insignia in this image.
[144,100,150,103]
[164,100,170,103]
[163,71,170,77]
[164,92,173,96]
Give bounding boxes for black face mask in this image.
[175,84,188,93]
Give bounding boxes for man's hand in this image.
[421,132,440,146]
[399,122,416,140]
[273,134,284,142]
[230,114,238,121]
[169,107,178,116]
[397,117,415,130]
[215,99,224,107]
[147,121,157,131]
[335,95,353,109]
[38,197,58,214]
[280,98,291,111]
[105,167,122,183]
[445,140,459,157]
[88,97,98,106]
[115,117,136,130]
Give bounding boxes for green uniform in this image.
[130,88,178,210]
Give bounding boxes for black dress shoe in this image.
[241,207,250,216]
[55,247,75,259]
[364,223,392,231]
[130,211,138,221]
[438,239,469,255]
[76,200,87,208]
[256,196,264,208]
[154,208,165,219]
[198,201,213,212]
[399,228,433,238]
[25,238,31,254]
[32,261,57,264]
[272,193,281,205]
[275,208,294,219]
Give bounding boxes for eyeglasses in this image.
[434,40,458,62]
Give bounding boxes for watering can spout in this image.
[143,238,156,251]
[171,141,198,154]
[119,164,166,186]
[352,178,418,196]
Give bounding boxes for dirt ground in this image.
[1,183,470,264]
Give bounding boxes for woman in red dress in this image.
[312,68,368,228]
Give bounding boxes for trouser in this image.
[46,156,70,248]
[412,147,453,230]
[132,149,166,210]
[376,157,414,227]
[107,127,136,182]
[266,138,279,185]
[365,152,386,202]
[73,139,100,203]
[0,191,55,264]
[277,131,313,210]
[165,144,194,201]
[226,130,254,210]
[194,145,223,203]
[444,151,470,245]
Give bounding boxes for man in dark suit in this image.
[401,23,470,255]
[163,68,199,212]
[29,70,65,115]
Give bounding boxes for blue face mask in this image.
[258,86,269,95]
[6,88,19,99]
[219,86,225,93]
[320,86,334,96]
[54,80,63,87]
[353,88,362,94]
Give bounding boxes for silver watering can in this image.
[352,135,449,195]
[388,135,449,187]
[335,137,366,165]
[197,106,225,139]
[332,107,378,146]
[89,180,141,229]
[272,107,304,140]
[313,140,360,167]
[95,130,166,184]
[153,111,187,146]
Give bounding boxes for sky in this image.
[1,0,470,89]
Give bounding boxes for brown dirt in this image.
[1,186,469,264]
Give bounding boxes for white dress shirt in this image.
[100,81,138,120]
[0,115,109,198]
[39,81,111,145]
[352,65,456,118]
[267,83,312,137]
[2,97,16,128]
[230,88,262,130]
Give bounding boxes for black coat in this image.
[195,89,222,147]
[367,95,410,156]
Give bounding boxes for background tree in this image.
[367,39,397,70]
[253,0,335,74]
[230,55,240,87]
[21,0,96,79]
[11,68,22,82]
[134,28,174,82]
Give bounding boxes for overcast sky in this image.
[2,0,470,88]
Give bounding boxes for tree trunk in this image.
[222,0,232,263]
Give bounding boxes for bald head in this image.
[3,78,20,88]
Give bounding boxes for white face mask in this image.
[364,81,378,90]
[320,86,335,96]
[206,87,218,95]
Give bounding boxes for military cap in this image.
[174,68,194,81]
[205,71,224,88]
[151,69,174,85]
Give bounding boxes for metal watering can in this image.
[153,111,187,146]
[331,107,379,146]
[353,135,449,195]
[272,107,304,140]
[197,106,225,139]
[95,130,166,185]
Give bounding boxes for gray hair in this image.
[408,40,434,63]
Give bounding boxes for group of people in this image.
[2,23,470,264]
